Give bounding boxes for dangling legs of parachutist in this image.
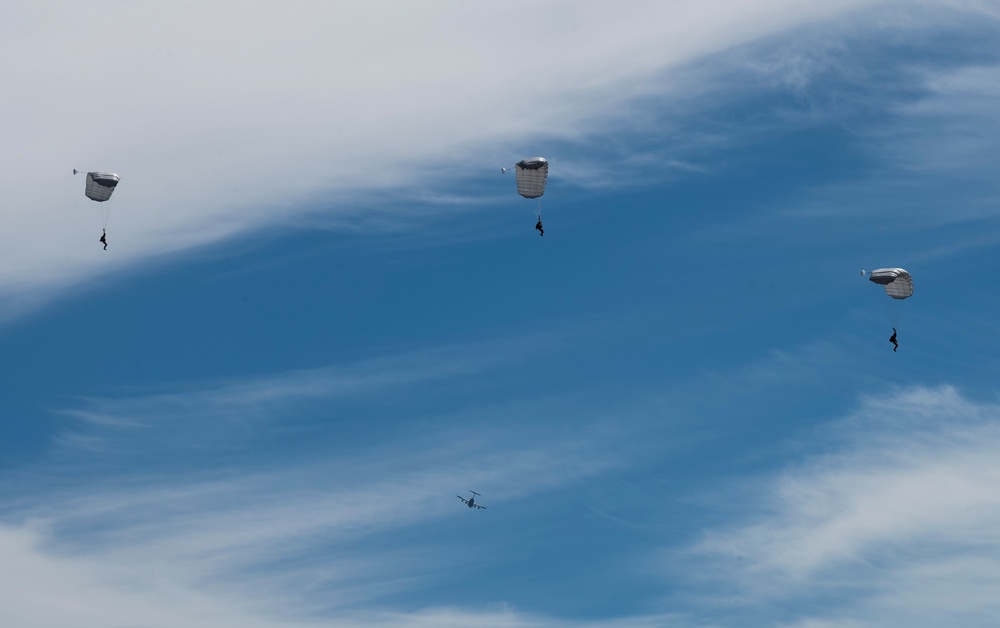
[100,229,108,250]
[889,327,898,352]
[535,218,544,237]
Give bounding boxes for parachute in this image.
[74,169,120,229]
[513,158,547,199]
[867,268,914,300]
[504,158,548,235]
[78,170,120,202]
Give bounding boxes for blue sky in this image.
[3,2,1000,626]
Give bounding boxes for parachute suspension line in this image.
[102,197,112,229]
[892,298,904,330]
[92,196,112,230]
[90,201,103,231]
[880,297,895,331]
[876,285,903,331]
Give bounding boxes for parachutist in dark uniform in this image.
[99,229,108,250]
[535,219,544,236]
[889,327,898,352]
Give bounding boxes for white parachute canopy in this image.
[77,170,121,202]
[867,267,914,300]
[514,157,547,199]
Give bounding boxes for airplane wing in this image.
[457,495,469,504]
[474,504,486,509]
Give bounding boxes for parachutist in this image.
[866,269,911,351]
[511,158,548,235]
[77,171,120,247]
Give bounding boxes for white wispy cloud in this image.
[681,385,1000,627]
[887,63,1000,183]
[0,0,888,320]
[0,427,625,626]
[665,3,1000,245]
[8,319,994,626]
[0,334,644,627]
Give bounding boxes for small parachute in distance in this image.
[866,268,913,299]
[513,157,547,199]
[74,169,121,202]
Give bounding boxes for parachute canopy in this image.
[868,268,913,300]
[515,158,547,199]
[81,171,120,202]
